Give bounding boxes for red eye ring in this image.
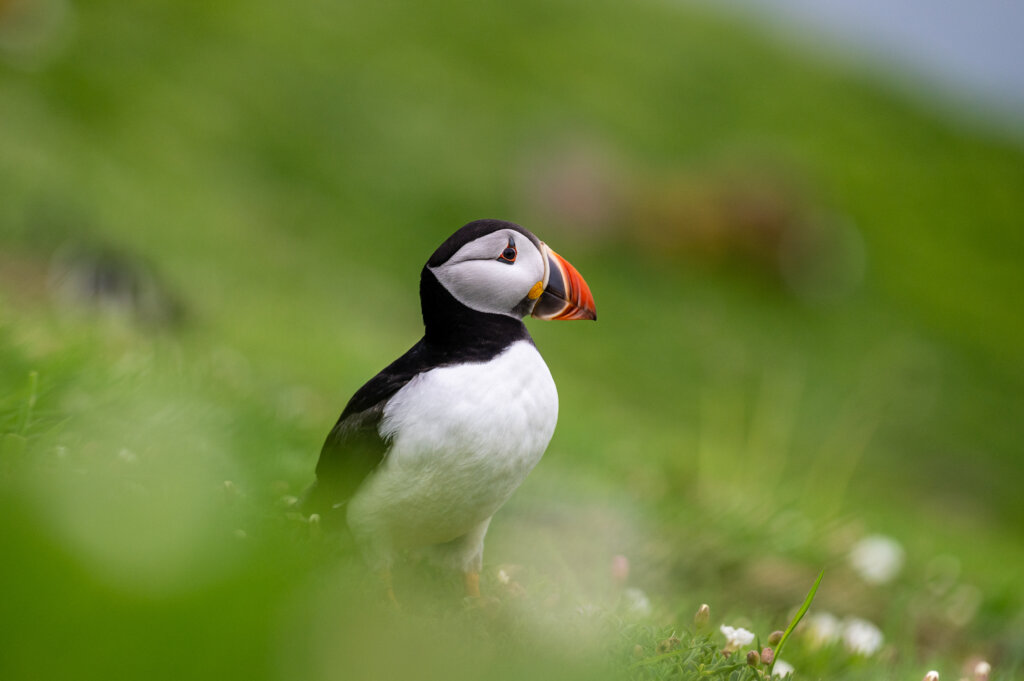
[497,237,517,264]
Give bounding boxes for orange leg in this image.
[464,570,481,599]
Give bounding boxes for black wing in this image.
[302,339,433,518]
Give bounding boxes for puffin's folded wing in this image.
[302,339,433,518]
[304,406,389,516]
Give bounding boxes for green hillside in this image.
[2,0,1022,679]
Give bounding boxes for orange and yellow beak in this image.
[530,244,597,321]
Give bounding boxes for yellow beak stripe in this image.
[527,280,544,300]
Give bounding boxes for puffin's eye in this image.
[497,237,517,264]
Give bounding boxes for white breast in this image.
[346,340,558,549]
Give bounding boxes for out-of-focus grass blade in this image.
[19,371,38,435]
[769,569,823,676]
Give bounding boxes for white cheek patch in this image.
[452,261,527,313]
[430,231,546,317]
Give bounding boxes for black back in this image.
[304,220,535,519]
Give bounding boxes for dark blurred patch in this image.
[47,242,185,328]
[0,200,185,327]
[634,167,866,305]
[516,140,865,303]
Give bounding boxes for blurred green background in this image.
[2,0,1023,679]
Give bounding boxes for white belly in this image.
[347,340,558,549]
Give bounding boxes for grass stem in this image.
[768,569,823,676]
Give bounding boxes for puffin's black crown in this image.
[427,219,542,268]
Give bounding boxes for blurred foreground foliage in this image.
[2,0,1023,679]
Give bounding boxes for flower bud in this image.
[974,661,991,681]
[656,635,681,654]
[922,671,939,681]
[746,650,761,667]
[761,647,774,666]
[694,603,710,629]
[632,644,645,658]
[767,630,784,646]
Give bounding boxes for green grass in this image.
[2,0,1023,678]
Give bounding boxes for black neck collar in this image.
[419,267,532,360]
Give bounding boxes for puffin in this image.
[304,219,596,600]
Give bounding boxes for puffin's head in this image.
[426,219,596,322]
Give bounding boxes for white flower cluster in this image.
[719,624,755,652]
[842,617,884,656]
[806,611,884,656]
[718,620,792,677]
[773,659,794,677]
[849,534,905,584]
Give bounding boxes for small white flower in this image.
[849,534,905,584]
[805,611,842,647]
[720,625,756,651]
[497,569,510,585]
[623,587,652,617]
[842,617,883,656]
[922,671,939,681]
[773,660,794,677]
[974,661,991,681]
